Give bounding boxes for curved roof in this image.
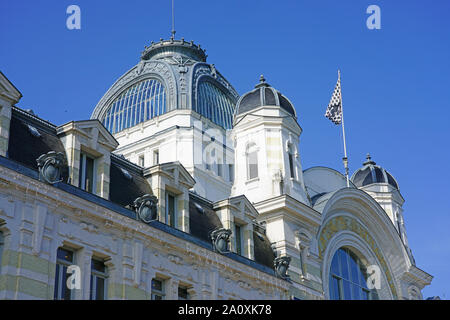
[8,108,69,181]
[234,75,296,118]
[91,37,239,132]
[351,154,399,189]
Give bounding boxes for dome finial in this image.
[255,74,270,88]
[363,153,376,165]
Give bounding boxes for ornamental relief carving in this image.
[191,63,239,108]
[93,60,178,119]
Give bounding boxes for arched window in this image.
[246,143,258,180]
[196,81,235,129]
[102,79,166,134]
[288,143,295,179]
[329,247,379,300]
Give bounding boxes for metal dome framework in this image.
[91,38,239,133]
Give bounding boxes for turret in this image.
[231,76,308,205]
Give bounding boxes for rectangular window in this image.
[153,149,159,165]
[151,278,165,300]
[79,152,95,193]
[330,275,342,300]
[234,224,242,255]
[178,286,190,300]
[54,248,75,300]
[139,154,145,167]
[217,162,223,177]
[288,153,295,179]
[166,193,177,228]
[90,258,108,300]
[247,151,258,180]
[228,164,234,183]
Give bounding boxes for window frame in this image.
[151,278,165,300]
[246,143,259,181]
[288,144,295,179]
[153,149,159,165]
[79,152,96,193]
[178,285,190,300]
[138,154,145,167]
[54,247,75,300]
[165,192,177,228]
[329,247,377,300]
[234,224,243,255]
[90,257,108,300]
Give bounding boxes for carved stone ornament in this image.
[210,228,232,254]
[274,256,291,280]
[36,151,66,184]
[132,194,158,223]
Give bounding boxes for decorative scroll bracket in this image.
[210,228,232,254]
[132,194,158,223]
[274,256,291,280]
[36,151,66,185]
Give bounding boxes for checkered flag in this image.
[325,73,342,125]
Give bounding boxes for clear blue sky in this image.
[1,0,449,299]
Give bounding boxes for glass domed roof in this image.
[91,37,239,132]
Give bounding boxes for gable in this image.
[57,119,119,151]
[0,71,22,104]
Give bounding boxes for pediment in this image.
[157,161,196,188]
[228,194,259,219]
[57,119,119,151]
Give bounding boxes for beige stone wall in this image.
[0,164,289,300]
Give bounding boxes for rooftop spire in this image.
[171,0,176,39]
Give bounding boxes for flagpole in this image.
[339,70,350,187]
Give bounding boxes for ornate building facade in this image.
[0,37,432,300]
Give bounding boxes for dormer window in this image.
[234,224,242,255]
[166,192,177,228]
[79,152,95,193]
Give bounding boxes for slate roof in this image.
[8,108,69,181]
[189,193,224,242]
[109,155,153,207]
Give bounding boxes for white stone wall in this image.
[112,110,233,202]
[231,106,308,205]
